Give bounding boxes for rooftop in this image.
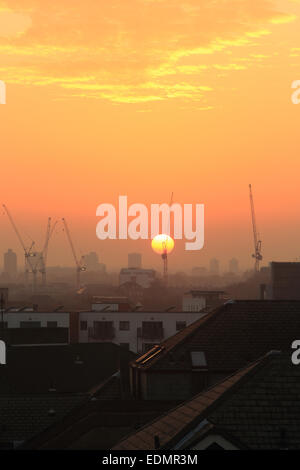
[0,342,136,394]
[184,290,226,295]
[132,300,300,372]
[0,393,88,446]
[115,351,300,450]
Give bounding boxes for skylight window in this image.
[191,351,207,367]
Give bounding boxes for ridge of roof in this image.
[115,352,273,450]
[182,423,249,450]
[131,300,300,371]
[132,305,225,369]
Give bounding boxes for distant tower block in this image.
[85,252,99,270]
[229,258,239,274]
[210,258,220,275]
[4,248,17,279]
[128,253,142,269]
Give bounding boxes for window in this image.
[91,321,114,340]
[80,321,87,331]
[119,321,130,331]
[176,321,186,331]
[47,321,57,328]
[20,321,41,328]
[142,321,163,340]
[120,343,130,350]
[191,351,207,368]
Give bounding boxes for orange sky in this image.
[0,0,300,272]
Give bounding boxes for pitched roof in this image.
[132,300,300,371]
[0,394,88,446]
[0,327,69,345]
[0,343,136,394]
[115,351,300,450]
[91,372,121,400]
[185,290,226,295]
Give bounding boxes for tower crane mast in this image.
[249,184,263,272]
[2,204,37,288]
[40,218,57,286]
[62,218,86,290]
[161,192,174,286]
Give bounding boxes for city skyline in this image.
[0,245,276,275]
[1,0,300,269]
[1,1,300,454]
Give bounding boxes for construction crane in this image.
[39,217,58,287]
[249,184,263,273]
[2,204,37,289]
[161,240,168,285]
[161,192,174,286]
[62,218,86,290]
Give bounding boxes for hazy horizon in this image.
[1,0,300,271]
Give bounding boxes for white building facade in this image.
[1,310,70,329]
[183,290,227,312]
[78,309,206,354]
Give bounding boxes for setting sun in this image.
[151,234,174,256]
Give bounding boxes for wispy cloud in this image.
[0,0,298,104]
[0,8,31,37]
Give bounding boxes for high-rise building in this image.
[3,249,17,279]
[128,253,142,269]
[210,258,220,275]
[84,252,106,272]
[229,258,239,274]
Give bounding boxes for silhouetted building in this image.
[229,258,239,274]
[79,304,205,354]
[130,300,300,400]
[260,266,271,275]
[191,266,207,277]
[119,281,144,304]
[116,352,299,450]
[209,258,219,275]
[271,262,300,299]
[128,253,142,269]
[119,268,155,288]
[182,290,226,312]
[91,297,131,312]
[0,343,136,449]
[0,310,73,345]
[3,249,17,279]
[0,288,8,306]
[84,252,106,272]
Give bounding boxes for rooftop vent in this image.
[74,355,84,365]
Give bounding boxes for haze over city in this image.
[0,0,300,271]
[2,0,300,456]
